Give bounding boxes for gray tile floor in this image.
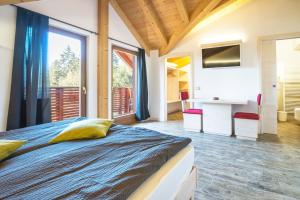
[134,119,300,200]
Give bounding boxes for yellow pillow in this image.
[0,140,26,161]
[49,119,113,144]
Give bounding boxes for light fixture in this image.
[204,59,240,64]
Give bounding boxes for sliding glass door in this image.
[112,46,137,119]
[48,27,86,121]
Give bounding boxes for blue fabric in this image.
[135,48,150,121]
[7,7,50,130]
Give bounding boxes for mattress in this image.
[129,145,194,200]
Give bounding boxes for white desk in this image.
[188,99,248,136]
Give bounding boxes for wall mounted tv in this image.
[202,44,241,68]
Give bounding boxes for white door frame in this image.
[160,52,194,121]
[258,32,300,134]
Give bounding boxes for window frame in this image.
[48,26,87,117]
[111,45,138,120]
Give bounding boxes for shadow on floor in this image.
[167,111,183,121]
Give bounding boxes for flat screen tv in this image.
[202,44,241,68]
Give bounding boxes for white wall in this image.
[0,6,16,131]
[19,0,98,32]
[148,50,163,120]
[0,0,147,130]
[109,4,140,47]
[152,0,300,120]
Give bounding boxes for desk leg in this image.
[203,104,232,136]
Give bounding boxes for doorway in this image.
[165,56,191,121]
[260,34,300,136]
[48,27,87,122]
[276,38,300,130]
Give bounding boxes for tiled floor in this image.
[134,119,300,200]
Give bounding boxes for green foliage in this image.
[112,51,133,88]
[49,46,80,87]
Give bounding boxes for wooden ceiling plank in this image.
[0,0,39,5]
[160,0,223,56]
[110,0,150,54]
[174,0,189,25]
[136,0,168,46]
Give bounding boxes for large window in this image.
[112,46,137,119]
[48,27,86,121]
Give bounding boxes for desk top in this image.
[187,98,248,105]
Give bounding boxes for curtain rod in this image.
[10,4,98,35]
[10,4,141,50]
[108,37,140,49]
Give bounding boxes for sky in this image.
[48,31,81,66]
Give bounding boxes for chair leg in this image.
[201,115,203,133]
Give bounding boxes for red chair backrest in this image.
[257,94,262,106]
[181,91,189,101]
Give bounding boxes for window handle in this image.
[82,86,87,95]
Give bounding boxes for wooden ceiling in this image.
[0,0,39,5]
[1,0,239,56]
[111,0,238,56]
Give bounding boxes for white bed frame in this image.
[128,145,196,200]
[175,166,197,200]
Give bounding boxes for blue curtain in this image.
[135,48,150,121]
[7,8,50,130]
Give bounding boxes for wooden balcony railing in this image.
[50,87,80,122]
[50,87,134,121]
[112,87,134,118]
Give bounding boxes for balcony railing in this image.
[50,87,80,122]
[50,87,134,121]
[112,87,134,118]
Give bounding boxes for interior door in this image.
[261,40,277,134]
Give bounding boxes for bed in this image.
[0,118,196,200]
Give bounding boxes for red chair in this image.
[233,94,261,140]
[181,91,203,132]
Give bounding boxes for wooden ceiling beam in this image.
[174,0,189,25]
[0,0,39,5]
[160,0,223,56]
[205,0,239,19]
[110,0,150,54]
[136,0,168,46]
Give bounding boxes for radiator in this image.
[284,82,300,113]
